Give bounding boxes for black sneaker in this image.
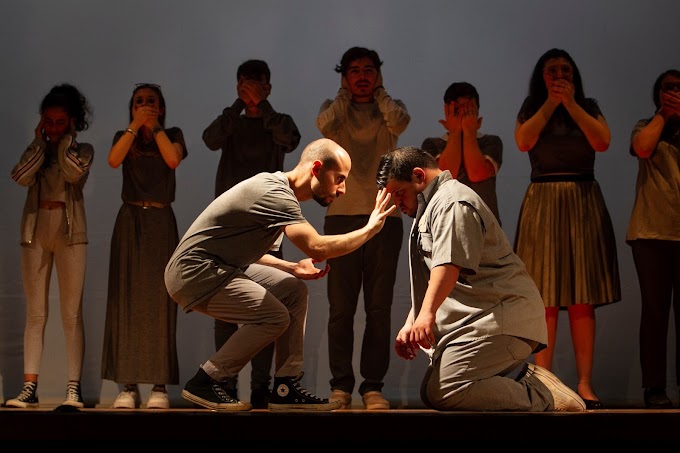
[63,381,84,408]
[220,378,238,400]
[269,373,342,411]
[6,381,39,408]
[250,387,271,409]
[181,367,251,411]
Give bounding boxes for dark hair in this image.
[377,146,438,189]
[128,83,166,127]
[334,46,383,76]
[518,48,598,126]
[652,68,680,110]
[444,82,480,108]
[237,59,271,84]
[40,83,92,131]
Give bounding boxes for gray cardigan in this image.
[11,133,93,246]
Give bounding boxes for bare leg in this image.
[568,303,599,401]
[534,307,559,369]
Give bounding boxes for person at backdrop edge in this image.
[421,81,502,225]
[8,83,94,409]
[101,83,187,409]
[164,138,395,412]
[377,146,585,411]
[514,48,621,410]
[202,59,301,408]
[316,46,410,410]
[627,69,680,409]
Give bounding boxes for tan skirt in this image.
[513,180,621,309]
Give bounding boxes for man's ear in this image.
[478,116,483,129]
[264,83,272,97]
[413,168,424,183]
[311,160,322,177]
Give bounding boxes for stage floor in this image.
[2,406,680,441]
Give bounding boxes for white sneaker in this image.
[147,390,170,409]
[526,363,586,412]
[113,387,141,409]
[329,389,352,409]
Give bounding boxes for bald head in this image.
[299,138,351,172]
[286,138,351,205]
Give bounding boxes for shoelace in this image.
[211,381,237,403]
[290,373,324,401]
[16,382,37,401]
[66,382,81,401]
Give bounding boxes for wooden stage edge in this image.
[2,406,680,441]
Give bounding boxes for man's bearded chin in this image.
[313,194,331,207]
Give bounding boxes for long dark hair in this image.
[40,83,92,131]
[518,48,599,126]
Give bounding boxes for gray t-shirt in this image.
[409,171,547,362]
[626,118,680,243]
[164,171,305,312]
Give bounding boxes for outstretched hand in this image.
[366,188,396,236]
[291,258,330,280]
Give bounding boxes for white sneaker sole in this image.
[181,389,251,411]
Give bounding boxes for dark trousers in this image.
[324,215,403,395]
[631,239,680,389]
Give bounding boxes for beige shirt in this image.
[316,87,410,217]
[410,171,547,363]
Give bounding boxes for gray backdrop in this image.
[1,0,678,407]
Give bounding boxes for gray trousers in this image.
[212,249,283,393]
[421,335,554,411]
[192,263,308,382]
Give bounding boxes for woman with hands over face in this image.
[627,69,680,409]
[8,83,94,409]
[102,83,187,409]
[513,49,620,410]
